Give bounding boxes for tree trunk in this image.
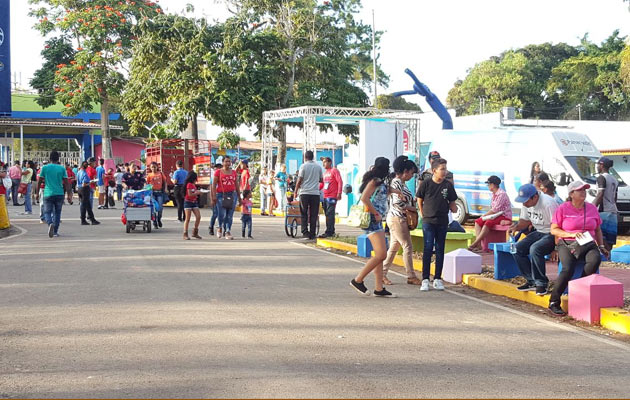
[186,116,199,140]
[277,123,287,165]
[100,96,112,160]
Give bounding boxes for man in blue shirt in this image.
[76,161,101,226]
[172,160,188,222]
[96,158,106,209]
[36,151,73,238]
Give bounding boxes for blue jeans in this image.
[209,203,219,229]
[152,191,165,222]
[241,214,252,236]
[512,231,555,286]
[422,222,449,280]
[24,183,32,213]
[278,186,287,211]
[43,195,64,234]
[217,191,236,233]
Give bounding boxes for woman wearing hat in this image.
[548,180,610,315]
[468,175,512,252]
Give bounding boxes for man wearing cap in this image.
[319,156,343,238]
[468,175,512,252]
[593,156,618,251]
[509,184,559,295]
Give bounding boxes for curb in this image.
[317,238,435,275]
[600,307,630,334]
[462,274,568,311]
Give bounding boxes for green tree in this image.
[217,130,242,150]
[548,31,629,120]
[224,0,387,162]
[376,94,422,111]
[446,43,577,118]
[30,37,76,108]
[28,0,163,159]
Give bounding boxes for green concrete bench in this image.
[409,229,474,254]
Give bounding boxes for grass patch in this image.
[332,235,358,245]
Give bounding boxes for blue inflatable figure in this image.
[392,69,453,130]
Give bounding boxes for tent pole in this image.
[20,125,24,163]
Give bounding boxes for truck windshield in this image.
[565,156,627,186]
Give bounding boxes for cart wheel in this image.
[284,217,291,237]
[146,222,152,233]
[290,219,298,238]
[126,222,131,234]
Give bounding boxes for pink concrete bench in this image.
[481,224,510,252]
[568,275,624,324]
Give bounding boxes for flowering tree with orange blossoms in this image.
[28,0,163,159]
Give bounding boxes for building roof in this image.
[0,118,122,135]
[212,140,340,151]
[601,149,630,156]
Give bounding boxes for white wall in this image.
[358,120,403,178]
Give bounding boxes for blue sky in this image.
[8,0,630,110]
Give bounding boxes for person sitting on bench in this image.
[509,184,558,296]
[468,175,512,252]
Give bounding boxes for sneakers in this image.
[549,302,566,316]
[517,283,536,291]
[374,288,397,298]
[536,286,549,296]
[248,235,254,239]
[158,220,163,228]
[53,233,60,237]
[90,219,101,225]
[81,219,90,226]
[97,205,103,209]
[433,279,445,291]
[47,224,54,238]
[225,232,233,240]
[350,279,371,296]
[420,279,430,291]
[209,227,214,236]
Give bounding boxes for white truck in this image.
[425,128,630,232]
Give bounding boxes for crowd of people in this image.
[350,153,618,317]
[1,151,620,315]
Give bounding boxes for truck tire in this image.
[453,198,468,225]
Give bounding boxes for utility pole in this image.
[372,9,377,108]
[577,104,582,121]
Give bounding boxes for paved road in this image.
[1,203,630,398]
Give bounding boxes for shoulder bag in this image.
[219,170,234,210]
[406,209,419,230]
[559,205,598,255]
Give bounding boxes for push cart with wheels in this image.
[123,188,155,234]
[284,201,319,237]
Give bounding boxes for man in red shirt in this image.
[85,157,97,209]
[320,156,343,238]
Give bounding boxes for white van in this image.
[425,128,630,231]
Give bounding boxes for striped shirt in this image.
[388,178,414,218]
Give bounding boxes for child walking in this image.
[183,171,202,240]
[241,189,253,238]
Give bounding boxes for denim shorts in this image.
[184,200,199,209]
[363,215,384,234]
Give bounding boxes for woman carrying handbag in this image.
[212,156,241,240]
[382,157,421,286]
[548,180,610,315]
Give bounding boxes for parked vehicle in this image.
[425,128,630,231]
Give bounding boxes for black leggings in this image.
[550,242,601,304]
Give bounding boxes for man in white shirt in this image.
[294,150,323,239]
[508,183,559,296]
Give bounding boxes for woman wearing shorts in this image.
[350,157,397,298]
[468,175,512,252]
[183,171,202,240]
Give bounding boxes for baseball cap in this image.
[568,180,591,193]
[485,175,501,185]
[429,151,441,160]
[515,184,538,203]
[598,156,613,168]
[320,156,332,162]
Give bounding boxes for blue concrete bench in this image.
[357,234,389,258]
[489,242,521,280]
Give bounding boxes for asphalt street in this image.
[1,202,630,398]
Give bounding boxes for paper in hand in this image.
[576,231,594,246]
